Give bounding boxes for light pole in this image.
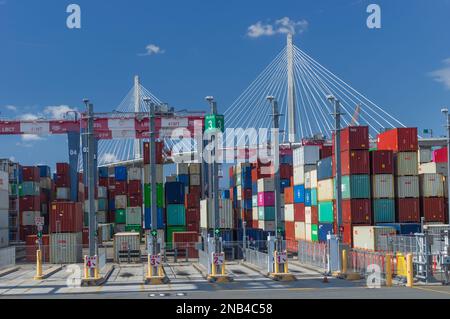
[267,95,282,251]
[441,107,450,224]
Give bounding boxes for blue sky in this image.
[1,0,450,171]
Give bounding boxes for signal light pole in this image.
[441,107,450,225]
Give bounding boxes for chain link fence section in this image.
[296,240,328,271]
[244,248,268,272]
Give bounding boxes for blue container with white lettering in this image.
[114,166,127,181]
[294,184,305,203]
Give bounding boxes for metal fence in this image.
[0,246,15,269]
[244,248,268,272]
[198,247,210,272]
[297,239,328,271]
[347,249,406,279]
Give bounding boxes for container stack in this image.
[126,167,142,233]
[49,201,83,263]
[317,157,333,242]
[165,181,186,249]
[97,167,109,224]
[185,163,202,232]
[236,163,252,229]
[333,126,371,246]
[257,177,276,232]
[19,166,41,240]
[0,171,9,248]
[38,165,52,230]
[200,198,234,239]
[114,166,128,232]
[377,128,421,223]
[54,163,71,201]
[370,150,396,224]
[419,173,446,223]
[1,160,19,241]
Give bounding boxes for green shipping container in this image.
[311,188,318,206]
[258,206,275,221]
[373,199,396,223]
[311,224,319,242]
[166,204,186,226]
[339,175,371,199]
[144,183,164,208]
[9,183,18,196]
[19,182,40,197]
[115,209,126,224]
[318,201,334,223]
[125,224,142,233]
[84,212,88,227]
[166,226,187,249]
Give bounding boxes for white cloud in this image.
[15,142,33,148]
[138,44,165,56]
[430,58,450,90]
[22,134,44,141]
[4,105,17,112]
[100,153,118,164]
[247,17,309,38]
[20,113,40,120]
[43,105,78,119]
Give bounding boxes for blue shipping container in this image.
[98,167,109,178]
[114,166,127,181]
[240,169,252,188]
[177,174,189,186]
[281,155,293,165]
[318,223,334,242]
[243,199,252,210]
[304,189,312,206]
[165,182,185,204]
[144,207,165,229]
[377,223,421,235]
[38,165,51,178]
[109,199,115,211]
[293,184,305,203]
[317,157,333,181]
[252,182,257,194]
[280,179,291,193]
[221,190,230,199]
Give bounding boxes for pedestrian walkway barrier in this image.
[297,239,328,271]
[244,247,268,272]
[0,246,15,270]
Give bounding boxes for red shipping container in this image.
[377,128,418,152]
[84,186,98,199]
[433,147,448,163]
[251,220,259,228]
[320,145,333,159]
[285,221,295,240]
[370,150,394,174]
[108,177,115,188]
[251,166,273,182]
[78,172,83,182]
[339,126,369,152]
[284,187,294,204]
[26,235,50,262]
[280,164,293,180]
[20,225,37,241]
[189,186,202,196]
[19,196,40,211]
[173,232,199,258]
[340,223,354,247]
[99,177,108,187]
[186,207,200,223]
[286,239,298,253]
[294,203,305,221]
[334,150,370,175]
[40,191,49,204]
[128,180,142,195]
[54,173,70,187]
[128,195,142,207]
[22,166,40,182]
[421,197,446,223]
[56,163,70,175]
[186,221,199,232]
[342,199,372,225]
[50,202,83,233]
[185,193,200,208]
[241,188,252,200]
[396,198,420,223]
[310,206,319,224]
[143,141,164,164]
[244,209,252,223]
[108,211,115,223]
[82,227,89,248]
[114,181,127,195]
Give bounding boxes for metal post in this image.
[330,97,343,237]
[447,113,450,224]
[134,75,142,160]
[243,220,247,261]
[83,100,97,278]
[286,33,297,143]
[267,96,282,251]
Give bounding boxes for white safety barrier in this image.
[0,246,16,269]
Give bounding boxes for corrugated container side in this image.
[396,176,420,198]
[113,232,141,263]
[352,226,397,251]
[372,174,395,199]
[50,232,82,264]
[395,152,419,176]
[370,150,394,175]
[317,179,334,202]
[419,173,444,197]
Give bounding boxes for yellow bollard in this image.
[35,250,43,280]
[284,251,289,274]
[221,262,226,276]
[385,254,392,287]
[84,256,89,279]
[211,261,216,276]
[406,253,414,287]
[274,251,279,274]
[341,249,348,275]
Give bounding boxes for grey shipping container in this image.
[114,232,141,263]
[0,228,9,248]
[0,210,8,228]
[50,232,82,264]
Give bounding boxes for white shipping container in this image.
[98,223,113,242]
[305,223,312,241]
[189,163,201,175]
[236,185,242,201]
[97,211,107,224]
[200,199,234,229]
[419,173,444,197]
[190,174,201,186]
[305,207,312,224]
[295,222,306,240]
[126,207,142,225]
[257,178,275,192]
[144,164,164,184]
[419,148,432,164]
[0,210,8,228]
[352,226,396,251]
[0,171,8,192]
[293,166,304,185]
[294,146,320,166]
[310,169,318,189]
[176,163,189,175]
[258,220,275,232]
[166,175,177,183]
[21,211,40,226]
[372,174,395,199]
[252,207,258,220]
[127,167,142,181]
[419,162,448,176]
[0,190,8,210]
[395,152,419,176]
[98,186,108,198]
[0,228,9,248]
[50,232,83,264]
[396,176,420,198]
[56,187,70,200]
[114,232,141,263]
[317,179,334,202]
[115,195,127,209]
[39,177,52,190]
[305,171,312,189]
